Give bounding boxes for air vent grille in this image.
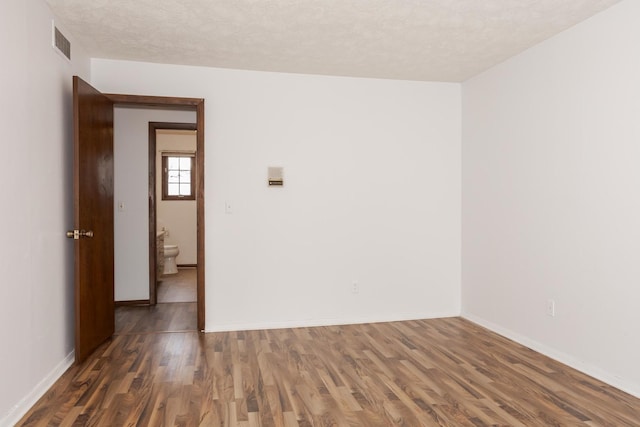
[53,26,71,60]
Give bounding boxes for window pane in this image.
[168,157,179,170]
[180,171,191,183]
[168,171,180,183]
[179,157,191,170]
[164,155,194,199]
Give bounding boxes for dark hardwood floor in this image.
[115,302,197,335]
[18,317,640,426]
[114,267,198,335]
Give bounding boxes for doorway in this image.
[108,94,205,332]
[149,122,198,310]
[72,77,205,363]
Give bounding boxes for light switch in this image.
[118,201,125,212]
[225,201,232,214]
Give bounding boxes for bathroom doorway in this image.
[109,94,205,332]
[148,123,198,307]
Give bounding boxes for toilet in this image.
[163,244,180,275]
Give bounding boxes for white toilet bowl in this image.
[163,244,180,275]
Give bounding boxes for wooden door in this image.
[71,76,115,363]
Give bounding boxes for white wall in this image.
[93,61,462,331]
[156,131,198,265]
[0,0,91,425]
[462,0,640,397]
[114,108,196,301]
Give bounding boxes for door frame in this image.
[106,93,205,331]
[148,121,197,305]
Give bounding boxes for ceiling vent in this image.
[52,23,71,60]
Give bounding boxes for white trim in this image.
[462,312,640,399]
[0,351,75,427]
[206,311,460,333]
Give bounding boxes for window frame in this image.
[162,154,196,201]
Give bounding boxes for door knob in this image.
[66,229,94,239]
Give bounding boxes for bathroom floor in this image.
[157,267,197,303]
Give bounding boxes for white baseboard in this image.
[206,311,460,333]
[462,312,640,399]
[0,351,75,427]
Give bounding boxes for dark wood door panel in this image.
[73,76,115,363]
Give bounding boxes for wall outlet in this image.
[546,299,556,317]
[352,281,359,294]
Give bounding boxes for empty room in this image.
[2,0,639,425]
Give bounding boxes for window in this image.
[162,154,195,200]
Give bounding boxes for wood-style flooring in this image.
[18,316,640,426]
[115,302,197,335]
[116,267,198,335]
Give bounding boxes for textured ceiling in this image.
[46,0,620,82]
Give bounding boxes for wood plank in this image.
[17,317,640,426]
